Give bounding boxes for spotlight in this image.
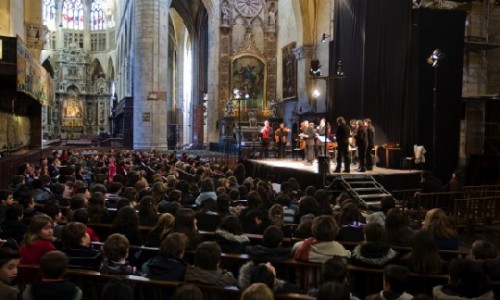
[428,49,445,68]
[321,33,330,43]
[310,59,321,77]
[313,89,320,99]
[336,60,345,77]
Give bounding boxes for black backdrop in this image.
[328,1,465,180]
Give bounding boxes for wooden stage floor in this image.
[243,158,423,191]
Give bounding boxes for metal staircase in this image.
[329,175,393,208]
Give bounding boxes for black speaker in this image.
[317,155,331,174]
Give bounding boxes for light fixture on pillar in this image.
[428,49,445,68]
[310,59,321,77]
[336,61,345,77]
[321,33,330,43]
[427,49,445,170]
[313,89,321,100]
[233,88,250,159]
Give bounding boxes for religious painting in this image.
[282,42,297,100]
[62,97,84,126]
[231,56,265,110]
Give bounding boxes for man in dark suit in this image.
[364,118,375,170]
[334,117,351,173]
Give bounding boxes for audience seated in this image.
[111,206,142,246]
[470,240,500,281]
[246,226,292,263]
[317,281,351,300]
[384,208,414,247]
[293,215,350,263]
[2,149,496,300]
[215,215,250,254]
[22,251,82,300]
[247,262,300,294]
[0,203,28,245]
[197,199,221,231]
[100,233,136,275]
[19,214,56,265]
[61,222,103,271]
[336,203,365,243]
[364,196,395,226]
[351,223,398,268]
[433,258,493,300]
[99,279,134,300]
[184,241,238,287]
[308,257,360,300]
[365,265,413,300]
[400,230,446,275]
[0,247,20,300]
[240,282,274,300]
[422,208,458,251]
[173,208,201,250]
[142,232,188,281]
[144,213,175,248]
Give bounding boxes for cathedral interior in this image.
[0,0,500,183]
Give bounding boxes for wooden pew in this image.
[17,264,314,300]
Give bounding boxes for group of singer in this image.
[259,117,375,173]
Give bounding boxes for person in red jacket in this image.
[19,214,56,264]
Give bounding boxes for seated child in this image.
[366,265,413,300]
[22,250,82,300]
[61,222,102,270]
[184,241,238,286]
[0,247,20,300]
[100,233,136,275]
[19,214,56,265]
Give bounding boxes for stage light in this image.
[313,89,320,99]
[336,60,345,77]
[428,49,445,68]
[310,59,321,77]
[321,33,330,43]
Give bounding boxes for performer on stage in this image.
[260,120,273,158]
[274,122,290,159]
[355,120,367,172]
[364,118,375,170]
[316,118,327,157]
[299,120,316,165]
[349,119,359,164]
[334,117,351,173]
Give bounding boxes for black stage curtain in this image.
[330,0,412,146]
[329,1,464,180]
[409,8,465,180]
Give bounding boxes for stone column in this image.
[207,2,222,144]
[132,0,170,149]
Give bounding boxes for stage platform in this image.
[242,158,422,191]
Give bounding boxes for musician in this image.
[260,120,273,158]
[334,117,351,173]
[364,118,375,170]
[300,120,316,165]
[316,118,327,157]
[274,122,290,159]
[355,120,367,172]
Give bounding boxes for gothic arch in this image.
[107,57,115,80]
[42,58,55,79]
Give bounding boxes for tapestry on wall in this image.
[16,37,54,106]
[282,42,297,100]
[231,56,265,111]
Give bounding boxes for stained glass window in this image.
[91,0,106,30]
[42,0,56,30]
[62,0,84,30]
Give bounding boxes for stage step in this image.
[328,174,393,208]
